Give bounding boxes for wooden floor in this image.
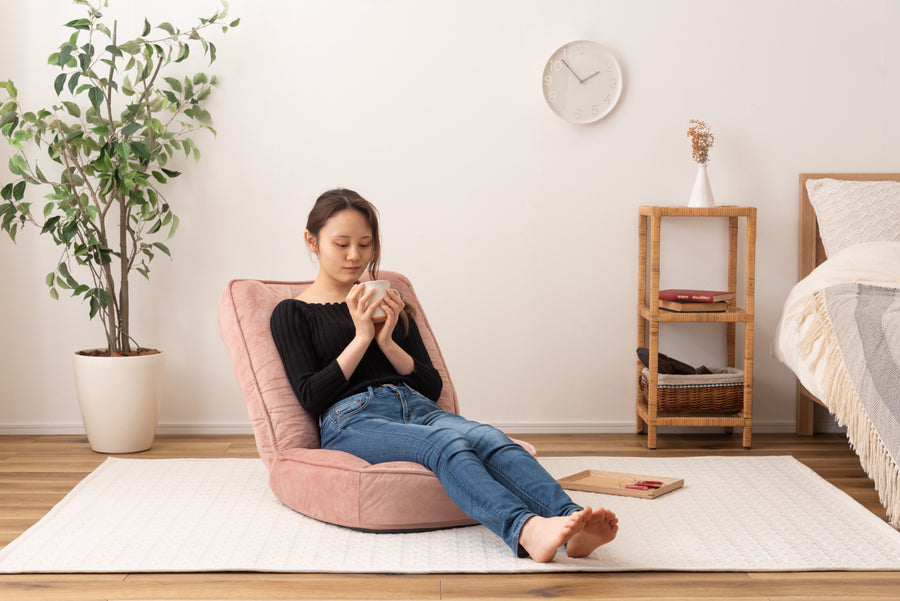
[0,432,897,600]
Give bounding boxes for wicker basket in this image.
[639,367,744,414]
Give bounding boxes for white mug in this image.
[361,280,399,321]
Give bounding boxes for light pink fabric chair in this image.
[218,271,536,531]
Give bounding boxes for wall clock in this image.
[542,40,623,124]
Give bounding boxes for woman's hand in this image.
[336,284,379,380]
[346,283,378,342]
[375,289,415,375]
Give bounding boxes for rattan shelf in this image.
[636,205,757,448]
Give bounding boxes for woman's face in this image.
[307,209,375,288]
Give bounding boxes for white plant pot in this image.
[73,350,164,454]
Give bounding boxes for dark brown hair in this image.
[306,188,381,282]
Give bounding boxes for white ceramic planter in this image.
[73,351,164,453]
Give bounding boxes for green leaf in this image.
[88,86,103,110]
[175,43,190,63]
[50,287,59,301]
[158,22,176,35]
[61,223,78,244]
[8,156,23,176]
[130,141,150,161]
[12,181,25,201]
[57,44,75,67]
[142,18,151,37]
[62,101,81,118]
[67,72,81,95]
[105,44,123,58]
[54,73,66,96]
[65,18,91,30]
[46,272,55,287]
[120,122,141,137]
[1,80,18,99]
[163,77,182,93]
[153,241,172,257]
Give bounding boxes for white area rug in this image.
[2,456,900,573]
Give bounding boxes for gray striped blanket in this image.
[816,282,900,527]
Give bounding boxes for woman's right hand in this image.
[346,283,378,342]
[336,283,379,380]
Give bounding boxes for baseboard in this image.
[0,420,843,436]
[495,419,810,435]
[0,422,255,436]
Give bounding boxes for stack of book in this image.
[657,289,734,312]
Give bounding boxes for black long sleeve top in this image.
[270,299,443,418]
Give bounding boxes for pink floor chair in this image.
[217,270,535,531]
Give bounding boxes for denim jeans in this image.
[318,383,582,556]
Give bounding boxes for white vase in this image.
[73,351,164,453]
[688,162,715,208]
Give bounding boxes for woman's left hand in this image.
[375,289,404,348]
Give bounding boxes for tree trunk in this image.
[118,191,130,354]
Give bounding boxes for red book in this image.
[658,289,734,303]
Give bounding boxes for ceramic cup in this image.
[361,280,399,321]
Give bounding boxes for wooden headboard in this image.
[795,173,900,434]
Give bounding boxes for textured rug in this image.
[1,455,900,573]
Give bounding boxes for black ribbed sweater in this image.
[270,299,443,418]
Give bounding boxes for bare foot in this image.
[518,511,588,563]
[566,507,618,558]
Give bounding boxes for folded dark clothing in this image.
[636,347,711,375]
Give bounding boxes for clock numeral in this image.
[551,60,563,72]
[548,91,557,103]
[575,108,584,120]
[592,105,600,116]
[543,74,552,87]
[604,94,612,104]
[609,78,618,89]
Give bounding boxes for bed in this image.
[773,173,900,528]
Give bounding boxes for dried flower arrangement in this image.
[687,119,715,164]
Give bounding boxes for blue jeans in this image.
[318,384,581,556]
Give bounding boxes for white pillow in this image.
[805,178,900,257]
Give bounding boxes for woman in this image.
[270,189,618,562]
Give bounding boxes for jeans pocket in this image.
[325,392,370,430]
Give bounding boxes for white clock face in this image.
[542,41,623,124]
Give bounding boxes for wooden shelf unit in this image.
[636,205,757,449]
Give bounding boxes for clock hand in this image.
[580,70,604,83]
[561,58,585,83]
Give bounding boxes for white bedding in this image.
[773,241,900,401]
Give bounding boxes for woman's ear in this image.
[304,231,318,254]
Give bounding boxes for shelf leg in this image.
[742,425,752,448]
[647,425,657,449]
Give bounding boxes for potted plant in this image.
[0,0,238,452]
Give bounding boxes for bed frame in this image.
[796,173,900,435]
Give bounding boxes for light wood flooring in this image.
[0,432,897,600]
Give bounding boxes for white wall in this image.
[2,0,898,435]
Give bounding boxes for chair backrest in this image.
[217,271,459,469]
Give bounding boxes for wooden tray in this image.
[558,469,684,499]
